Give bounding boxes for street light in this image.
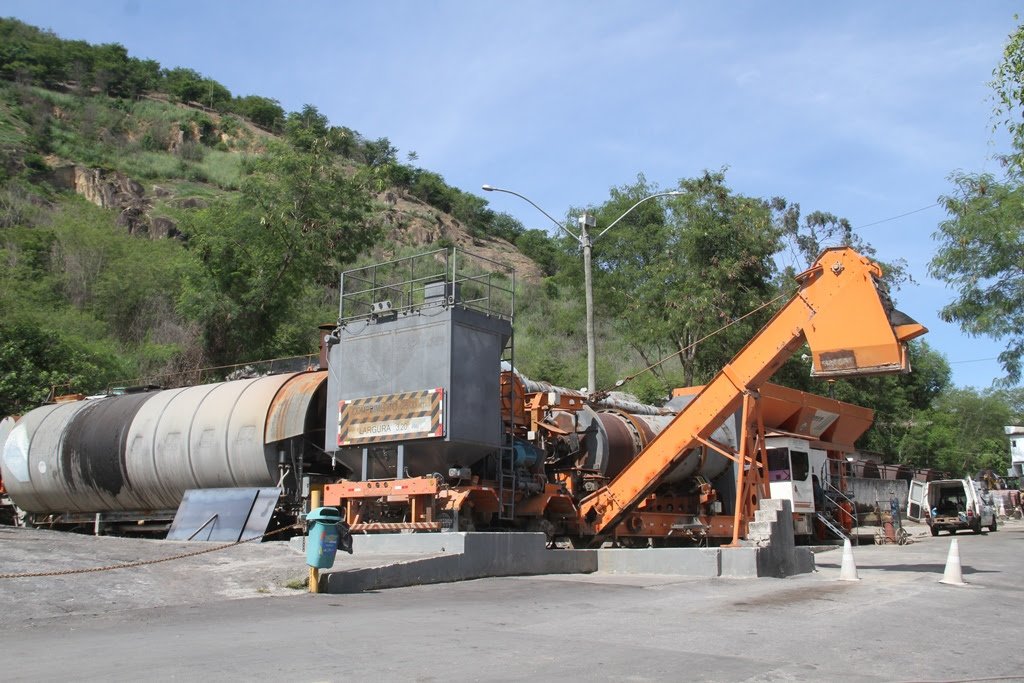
[482,184,682,394]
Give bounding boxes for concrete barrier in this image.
[321,533,598,593]
[597,547,721,577]
[317,529,816,593]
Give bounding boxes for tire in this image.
[930,526,939,537]
[989,517,998,533]
[973,520,983,535]
[949,528,957,535]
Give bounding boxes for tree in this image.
[898,386,1020,475]
[0,321,121,415]
[92,43,130,97]
[829,340,951,457]
[179,139,378,364]
[232,95,285,131]
[593,172,785,386]
[931,174,1024,382]
[162,67,206,103]
[931,20,1024,384]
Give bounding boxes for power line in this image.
[948,356,1000,365]
[852,202,941,231]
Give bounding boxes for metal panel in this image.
[126,386,191,510]
[327,306,511,476]
[338,389,443,445]
[225,375,295,485]
[2,406,61,512]
[265,371,327,443]
[60,392,155,511]
[166,487,280,542]
[21,401,94,513]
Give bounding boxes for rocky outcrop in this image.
[150,216,181,240]
[378,191,545,284]
[51,165,145,210]
[50,165,182,240]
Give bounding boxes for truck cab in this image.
[907,478,997,536]
[765,436,828,536]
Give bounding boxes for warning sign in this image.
[338,388,444,446]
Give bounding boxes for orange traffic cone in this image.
[839,538,859,581]
[940,538,966,586]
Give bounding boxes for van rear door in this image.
[907,480,927,521]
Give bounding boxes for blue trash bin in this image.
[306,506,343,569]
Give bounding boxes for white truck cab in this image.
[765,436,828,536]
[907,478,997,536]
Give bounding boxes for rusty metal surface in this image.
[265,371,327,443]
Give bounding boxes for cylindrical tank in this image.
[1,372,327,514]
[553,405,734,484]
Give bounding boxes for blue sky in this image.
[3,1,1020,388]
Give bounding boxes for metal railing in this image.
[338,248,515,325]
[822,479,859,545]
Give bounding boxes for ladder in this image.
[497,442,516,521]
[497,293,516,522]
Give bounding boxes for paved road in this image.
[4,522,1024,682]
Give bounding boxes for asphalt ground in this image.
[1,520,1022,681]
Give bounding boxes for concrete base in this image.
[320,533,596,593]
[313,531,816,593]
[597,547,721,577]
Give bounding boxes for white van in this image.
[906,478,997,536]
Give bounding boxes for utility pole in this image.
[482,185,682,396]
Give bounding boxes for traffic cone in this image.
[839,538,859,581]
[940,538,966,586]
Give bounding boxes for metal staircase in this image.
[820,470,859,544]
[815,511,850,543]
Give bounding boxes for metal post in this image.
[308,489,321,594]
[361,447,369,481]
[396,444,405,479]
[581,223,597,394]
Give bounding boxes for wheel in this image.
[989,517,998,532]
[973,520,983,535]
[930,526,939,537]
[949,528,957,535]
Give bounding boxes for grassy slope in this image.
[2,81,663,403]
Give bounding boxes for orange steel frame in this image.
[323,477,444,532]
[577,247,926,539]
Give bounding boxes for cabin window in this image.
[790,450,810,481]
[767,447,790,481]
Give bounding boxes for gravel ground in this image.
[0,526,311,624]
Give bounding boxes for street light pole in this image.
[482,184,681,394]
[579,212,597,394]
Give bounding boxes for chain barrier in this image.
[0,524,302,580]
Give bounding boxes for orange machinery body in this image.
[323,247,925,543]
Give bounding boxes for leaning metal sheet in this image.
[166,487,281,542]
